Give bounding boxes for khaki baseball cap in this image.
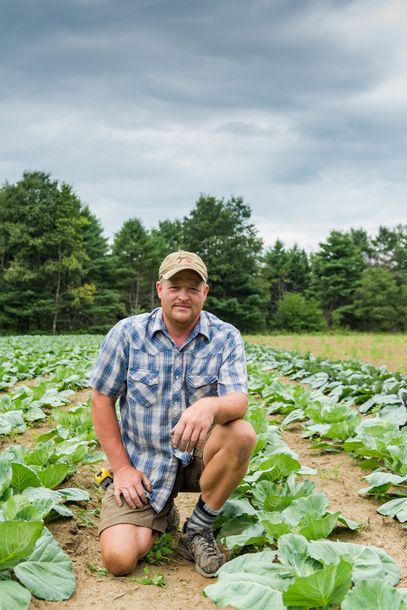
[159,251,208,283]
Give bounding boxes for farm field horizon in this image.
[244,333,407,376]
[2,331,406,375]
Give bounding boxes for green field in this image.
[1,334,407,608]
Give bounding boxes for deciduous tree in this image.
[271,292,326,332]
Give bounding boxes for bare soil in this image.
[31,487,216,610]
[282,425,407,587]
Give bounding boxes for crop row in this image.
[243,345,407,527]
[0,336,102,437]
[205,385,407,609]
[0,400,103,608]
[2,337,406,608]
[0,335,102,390]
[251,345,407,424]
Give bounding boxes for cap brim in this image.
[161,265,207,282]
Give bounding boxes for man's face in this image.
[156,269,209,329]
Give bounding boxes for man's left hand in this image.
[171,398,216,452]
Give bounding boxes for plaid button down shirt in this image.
[89,308,248,512]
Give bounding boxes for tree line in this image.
[0,171,406,334]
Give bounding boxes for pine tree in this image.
[311,230,366,327]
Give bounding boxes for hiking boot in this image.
[166,503,180,535]
[178,521,225,577]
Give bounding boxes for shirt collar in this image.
[151,308,167,335]
[151,308,210,342]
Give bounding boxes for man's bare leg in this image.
[178,419,256,577]
[101,420,255,576]
[100,524,154,576]
[200,418,256,509]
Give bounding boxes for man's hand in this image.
[171,398,216,452]
[113,465,152,509]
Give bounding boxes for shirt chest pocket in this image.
[186,374,218,405]
[127,369,159,408]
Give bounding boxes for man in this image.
[89,251,256,578]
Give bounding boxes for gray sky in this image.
[1,0,406,250]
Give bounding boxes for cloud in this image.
[1,0,406,249]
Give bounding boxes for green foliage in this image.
[312,229,366,326]
[0,521,44,570]
[134,566,166,587]
[0,170,405,332]
[377,498,407,523]
[144,533,175,565]
[0,172,119,333]
[111,218,149,314]
[207,294,266,333]
[0,381,96,604]
[262,240,311,322]
[341,579,407,610]
[214,392,355,553]
[0,523,76,602]
[351,267,407,331]
[205,534,402,609]
[271,292,326,332]
[308,539,400,584]
[2,334,406,607]
[283,558,353,607]
[13,528,75,601]
[87,564,109,577]
[0,580,32,610]
[371,224,407,284]
[0,337,103,442]
[246,343,407,535]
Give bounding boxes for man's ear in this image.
[156,280,162,299]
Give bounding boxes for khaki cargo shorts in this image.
[99,443,205,535]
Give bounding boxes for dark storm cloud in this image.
[1,0,406,247]
[1,0,381,109]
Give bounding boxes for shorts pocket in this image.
[127,368,159,408]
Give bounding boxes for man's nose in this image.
[178,289,190,301]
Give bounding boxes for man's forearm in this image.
[204,391,248,425]
[90,389,131,474]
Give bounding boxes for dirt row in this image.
[282,425,407,587]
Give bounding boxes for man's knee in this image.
[231,419,257,460]
[100,526,154,576]
[203,419,256,468]
[219,419,256,464]
[102,547,139,576]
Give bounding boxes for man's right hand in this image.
[112,465,152,509]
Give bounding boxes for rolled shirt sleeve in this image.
[217,330,248,396]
